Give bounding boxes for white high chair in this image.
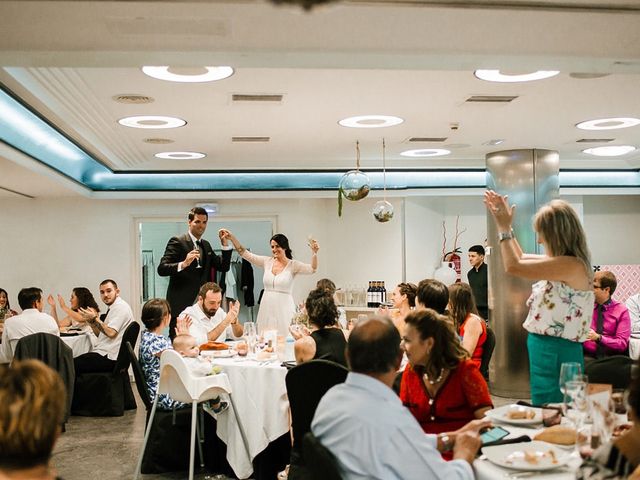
[134,349,251,480]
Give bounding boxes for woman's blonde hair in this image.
[533,199,592,279]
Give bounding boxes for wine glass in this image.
[565,375,590,454]
[192,247,203,269]
[559,362,582,399]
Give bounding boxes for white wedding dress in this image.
[241,251,314,336]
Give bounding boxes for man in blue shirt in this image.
[312,315,487,480]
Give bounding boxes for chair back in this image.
[113,322,141,374]
[302,432,342,480]
[158,349,232,404]
[480,327,496,381]
[13,332,75,422]
[585,355,633,389]
[286,359,348,449]
[127,341,152,411]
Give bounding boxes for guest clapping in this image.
[400,309,492,435]
[47,287,99,329]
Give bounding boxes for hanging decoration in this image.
[338,140,370,216]
[372,138,394,223]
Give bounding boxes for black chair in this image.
[480,327,496,382]
[585,355,634,389]
[285,360,348,480]
[13,332,75,423]
[72,321,140,416]
[302,432,342,480]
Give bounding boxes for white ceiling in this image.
[1,0,640,197]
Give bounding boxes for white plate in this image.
[483,441,570,471]
[201,349,237,358]
[485,404,543,425]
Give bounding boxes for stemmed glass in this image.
[192,243,202,269]
[559,362,582,400]
[565,374,590,456]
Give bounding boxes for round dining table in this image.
[61,331,95,357]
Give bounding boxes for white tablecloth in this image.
[61,332,95,357]
[212,356,289,479]
[474,423,580,480]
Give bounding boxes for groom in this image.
[158,207,232,338]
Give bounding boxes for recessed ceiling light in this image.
[338,115,404,129]
[154,151,206,160]
[118,115,186,129]
[142,66,234,83]
[582,145,636,157]
[474,70,559,83]
[576,117,640,131]
[400,149,451,157]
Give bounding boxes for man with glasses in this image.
[583,271,631,361]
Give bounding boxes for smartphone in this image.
[480,426,510,444]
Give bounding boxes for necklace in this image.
[423,369,445,385]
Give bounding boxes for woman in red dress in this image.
[448,283,487,369]
[400,309,493,436]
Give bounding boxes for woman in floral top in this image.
[485,191,594,405]
[139,298,189,410]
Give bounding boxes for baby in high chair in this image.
[173,334,227,414]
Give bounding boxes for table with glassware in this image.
[203,338,290,480]
[474,398,627,480]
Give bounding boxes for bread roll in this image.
[534,425,577,445]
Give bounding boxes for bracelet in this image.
[498,230,514,242]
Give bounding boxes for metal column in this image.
[486,149,559,398]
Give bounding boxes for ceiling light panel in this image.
[142,66,234,83]
[474,70,560,83]
[154,151,206,160]
[400,149,451,157]
[338,115,404,129]
[576,117,640,130]
[582,145,636,156]
[118,115,186,129]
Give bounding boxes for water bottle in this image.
[285,334,296,362]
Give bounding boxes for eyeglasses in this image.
[593,284,604,289]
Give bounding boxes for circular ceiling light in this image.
[338,115,404,129]
[118,115,186,129]
[582,145,636,157]
[400,148,451,157]
[142,66,234,83]
[576,117,640,131]
[154,151,206,160]
[474,69,560,83]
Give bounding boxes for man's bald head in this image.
[347,315,401,375]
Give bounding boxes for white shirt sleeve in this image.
[626,294,640,336]
[291,259,315,274]
[240,250,267,267]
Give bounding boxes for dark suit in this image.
[157,233,231,338]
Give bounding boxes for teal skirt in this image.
[527,333,584,405]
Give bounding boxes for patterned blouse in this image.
[139,330,185,411]
[523,280,594,342]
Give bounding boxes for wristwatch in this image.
[438,433,453,452]
[498,230,514,242]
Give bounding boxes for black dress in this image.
[310,328,347,367]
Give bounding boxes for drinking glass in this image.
[244,321,257,353]
[565,374,590,451]
[559,362,582,398]
[192,247,202,268]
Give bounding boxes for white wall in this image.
[1,193,638,318]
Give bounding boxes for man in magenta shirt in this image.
[584,271,631,359]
